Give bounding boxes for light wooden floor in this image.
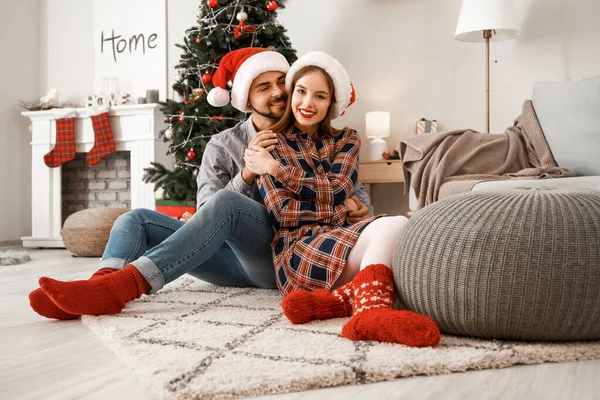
[1,246,598,400]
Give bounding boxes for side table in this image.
[358,160,405,206]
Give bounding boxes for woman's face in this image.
[291,70,332,134]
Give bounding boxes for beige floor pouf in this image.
[62,208,130,257]
[393,188,600,342]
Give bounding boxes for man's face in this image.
[247,71,287,121]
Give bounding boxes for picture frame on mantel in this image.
[93,0,167,102]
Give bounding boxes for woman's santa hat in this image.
[285,51,356,119]
[207,48,290,112]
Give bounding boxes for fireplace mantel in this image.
[21,104,169,248]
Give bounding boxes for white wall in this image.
[39,0,94,102]
[0,0,39,242]
[6,0,600,240]
[167,0,199,99]
[279,0,600,215]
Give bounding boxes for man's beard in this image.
[249,95,287,121]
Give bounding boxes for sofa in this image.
[408,75,600,211]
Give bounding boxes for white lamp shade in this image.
[455,0,521,42]
[365,111,390,139]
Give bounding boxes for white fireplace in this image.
[21,104,169,248]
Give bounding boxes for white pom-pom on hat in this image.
[207,86,231,107]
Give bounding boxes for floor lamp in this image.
[455,0,520,133]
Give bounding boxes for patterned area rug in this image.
[82,277,600,400]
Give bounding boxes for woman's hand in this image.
[179,211,194,223]
[249,130,278,152]
[244,144,279,176]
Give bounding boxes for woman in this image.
[244,52,440,347]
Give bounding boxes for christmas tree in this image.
[143,0,297,203]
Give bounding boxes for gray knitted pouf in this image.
[62,208,130,257]
[392,188,600,342]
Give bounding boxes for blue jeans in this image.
[99,190,276,294]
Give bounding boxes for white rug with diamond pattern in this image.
[81,277,600,400]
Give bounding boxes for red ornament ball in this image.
[266,1,278,12]
[201,73,212,85]
[195,36,201,43]
[187,150,197,160]
[207,0,218,8]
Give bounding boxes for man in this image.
[29,48,373,319]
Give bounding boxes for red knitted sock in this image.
[39,265,150,316]
[341,264,440,347]
[29,268,116,320]
[282,282,354,324]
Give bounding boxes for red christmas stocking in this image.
[43,109,76,168]
[86,107,115,166]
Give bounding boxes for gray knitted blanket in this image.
[400,100,572,209]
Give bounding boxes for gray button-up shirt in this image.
[196,117,373,215]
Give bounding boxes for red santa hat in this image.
[285,51,356,119]
[207,48,290,112]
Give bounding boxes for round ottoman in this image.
[62,208,130,257]
[392,188,600,341]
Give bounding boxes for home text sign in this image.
[94,0,167,101]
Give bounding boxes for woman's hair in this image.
[269,66,342,137]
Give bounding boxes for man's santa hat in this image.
[207,48,290,112]
[285,51,356,119]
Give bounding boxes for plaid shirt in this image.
[258,126,382,296]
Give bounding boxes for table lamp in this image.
[366,111,390,161]
[455,0,520,133]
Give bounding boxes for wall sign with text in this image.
[94,0,167,101]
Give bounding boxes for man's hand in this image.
[346,195,370,223]
[344,197,358,213]
[242,130,279,184]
